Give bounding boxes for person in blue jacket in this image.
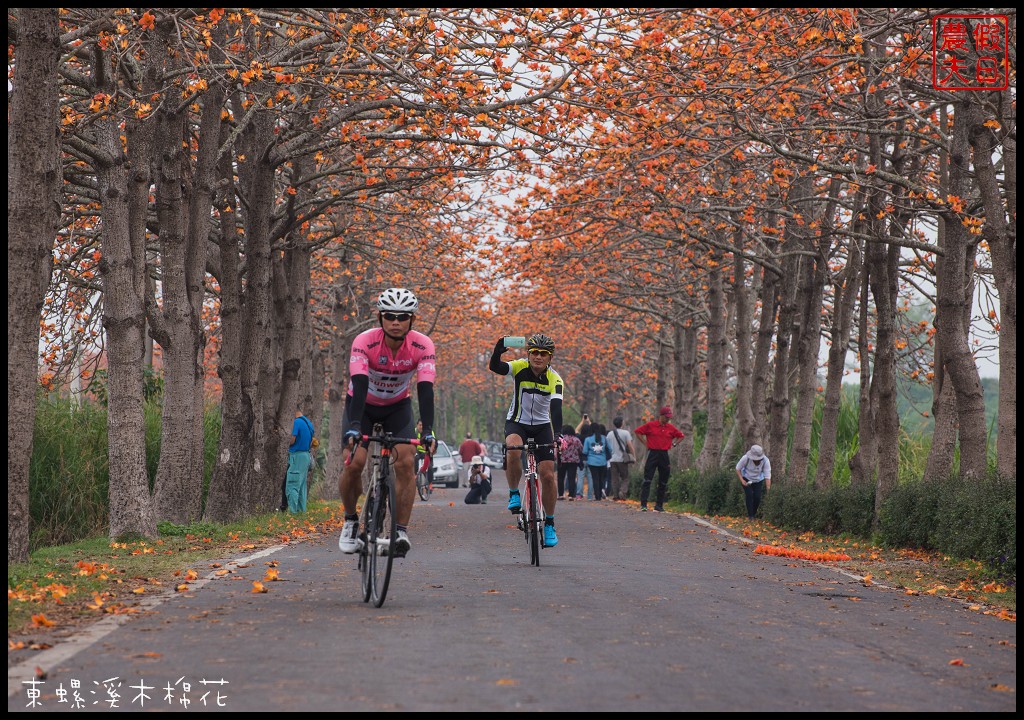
[582,423,612,500]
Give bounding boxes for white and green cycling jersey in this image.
[501,358,564,426]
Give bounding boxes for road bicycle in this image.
[504,438,555,566]
[346,423,425,607]
[415,452,433,501]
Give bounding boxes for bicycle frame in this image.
[346,424,426,607]
[504,438,554,567]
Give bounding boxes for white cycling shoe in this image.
[338,519,364,553]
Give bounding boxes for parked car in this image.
[431,440,459,488]
[482,440,504,470]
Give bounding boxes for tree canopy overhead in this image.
[8,8,1013,560]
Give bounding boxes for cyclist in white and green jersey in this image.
[489,333,564,547]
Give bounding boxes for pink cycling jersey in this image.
[348,328,437,406]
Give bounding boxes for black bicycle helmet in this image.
[526,333,555,352]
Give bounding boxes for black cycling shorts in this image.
[503,420,555,462]
[344,397,415,448]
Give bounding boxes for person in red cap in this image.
[633,406,685,512]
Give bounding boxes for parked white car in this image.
[431,440,459,488]
[482,440,504,470]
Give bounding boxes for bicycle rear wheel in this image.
[528,476,541,566]
[368,465,397,607]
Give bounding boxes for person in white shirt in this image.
[736,444,772,520]
[605,417,636,501]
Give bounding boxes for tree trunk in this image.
[205,107,276,521]
[97,109,158,540]
[697,259,726,471]
[655,339,668,410]
[969,88,1015,477]
[848,262,877,489]
[730,246,758,448]
[924,354,959,481]
[924,142,959,482]
[150,43,223,523]
[676,322,697,470]
[815,235,862,488]
[269,239,313,491]
[751,265,777,438]
[8,7,62,562]
[766,252,798,480]
[325,285,361,501]
[148,108,201,523]
[868,240,901,525]
[936,101,989,480]
[789,230,828,486]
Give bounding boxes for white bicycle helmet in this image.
[376,287,419,313]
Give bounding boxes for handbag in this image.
[612,430,636,464]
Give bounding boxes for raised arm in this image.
[489,338,510,375]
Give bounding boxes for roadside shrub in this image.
[931,473,1016,578]
[761,482,874,536]
[878,478,939,549]
[879,472,1016,577]
[684,468,745,516]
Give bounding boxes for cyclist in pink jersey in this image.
[337,288,437,558]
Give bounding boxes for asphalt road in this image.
[8,480,1016,712]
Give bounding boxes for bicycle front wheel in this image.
[359,488,375,603]
[416,471,429,501]
[368,470,397,607]
[528,476,541,566]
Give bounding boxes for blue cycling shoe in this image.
[507,492,522,513]
[543,525,558,547]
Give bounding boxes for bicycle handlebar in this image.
[344,434,427,466]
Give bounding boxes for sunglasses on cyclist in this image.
[381,312,412,322]
[528,349,552,357]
